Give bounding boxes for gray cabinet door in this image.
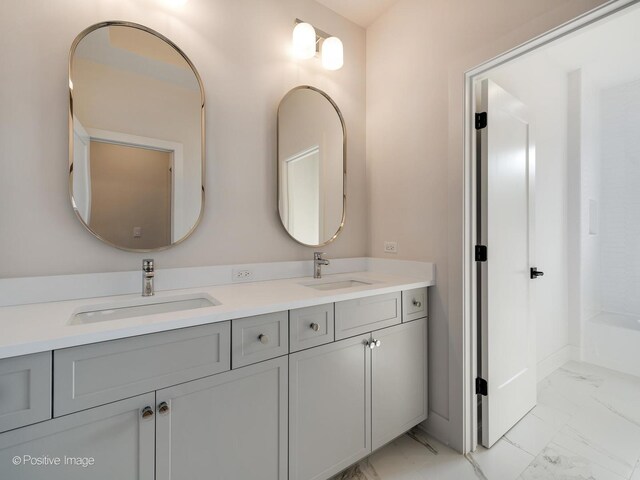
[156,356,288,480]
[289,334,371,480]
[0,352,51,433]
[371,318,428,450]
[0,392,155,480]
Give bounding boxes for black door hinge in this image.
[475,112,487,130]
[476,377,488,396]
[475,245,487,262]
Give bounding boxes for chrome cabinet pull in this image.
[413,299,422,308]
[258,334,269,344]
[310,323,320,332]
[366,339,381,350]
[158,401,170,415]
[141,406,154,419]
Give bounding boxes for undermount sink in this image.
[69,293,220,325]
[302,279,373,291]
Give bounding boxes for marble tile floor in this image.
[331,361,640,480]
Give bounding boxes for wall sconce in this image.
[322,37,343,71]
[292,19,343,70]
[292,22,316,59]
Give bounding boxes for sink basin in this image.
[302,279,373,291]
[69,293,220,325]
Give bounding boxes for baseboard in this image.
[421,411,449,446]
[537,345,579,382]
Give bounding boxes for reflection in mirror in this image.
[277,86,345,247]
[69,22,204,251]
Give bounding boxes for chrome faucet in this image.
[142,259,155,296]
[313,252,330,279]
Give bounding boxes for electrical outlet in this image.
[384,241,398,254]
[232,268,254,282]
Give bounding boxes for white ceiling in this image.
[315,0,401,27]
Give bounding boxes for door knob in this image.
[310,323,320,332]
[141,406,154,419]
[258,334,269,344]
[158,401,170,415]
[530,267,545,279]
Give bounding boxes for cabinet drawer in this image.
[402,287,428,322]
[54,322,230,416]
[289,304,334,353]
[232,312,288,368]
[335,292,401,340]
[0,352,51,433]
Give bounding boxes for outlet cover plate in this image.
[384,241,398,254]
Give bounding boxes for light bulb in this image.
[292,22,316,59]
[322,36,343,70]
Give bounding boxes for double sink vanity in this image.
[0,18,432,480]
[0,270,432,480]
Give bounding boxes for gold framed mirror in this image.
[69,21,205,252]
[277,86,346,247]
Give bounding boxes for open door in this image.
[478,79,537,448]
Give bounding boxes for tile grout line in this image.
[464,453,489,480]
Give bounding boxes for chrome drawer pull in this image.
[412,299,422,308]
[365,339,381,350]
[258,334,269,344]
[310,323,320,332]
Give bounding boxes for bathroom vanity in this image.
[0,273,430,480]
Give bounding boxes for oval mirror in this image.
[69,22,204,251]
[277,86,346,247]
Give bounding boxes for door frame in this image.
[462,0,640,453]
[85,128,183,243]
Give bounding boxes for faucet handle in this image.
[314,252,326,259]
[142,259,154,272]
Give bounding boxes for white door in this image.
[72,116,91,223]
[285,147,322,245]
[478,79,537,448]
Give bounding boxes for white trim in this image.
[282,145,322,243]
[537,345,579,382]
[85,128,185,242]
[72,117,92,222]
[463,0,640,454]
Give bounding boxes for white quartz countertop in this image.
[0,271,433,360]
